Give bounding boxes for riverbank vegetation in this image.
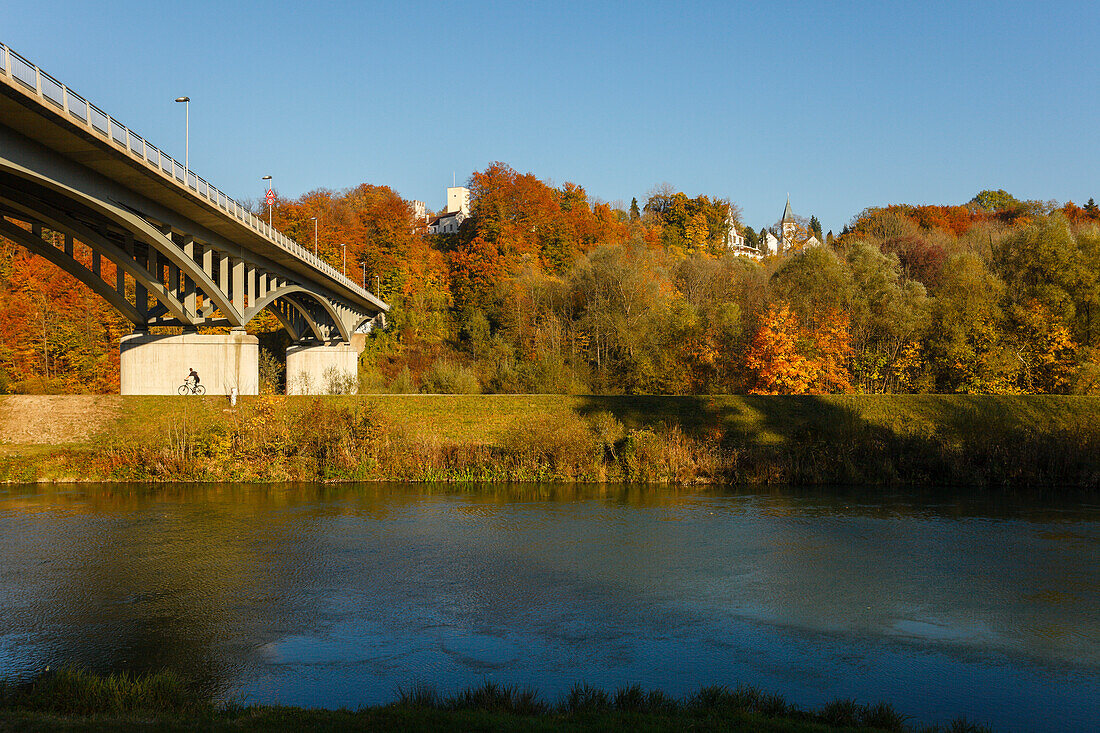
[1,169,1099,399]
[1,395,1096,490]
[0,667,993,732]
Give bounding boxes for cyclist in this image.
[186,367,200,390]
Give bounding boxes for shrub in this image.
[357,355,386,394]
[422,359,480,394]
[388,366,417,394]
[588,411,625,461]
[290,370,315,395]
[290,399,381,477]
[618,423,715,483]
[504,412,600,478]
[258,349,284,394]
[322,365,357,395]
[517,352,583,394]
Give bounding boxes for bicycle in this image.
[178,380,206,395]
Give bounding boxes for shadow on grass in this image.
[573,394,1100,494]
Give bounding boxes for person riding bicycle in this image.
[187,368,200,388]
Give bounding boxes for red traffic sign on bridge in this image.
[265,189,275,205]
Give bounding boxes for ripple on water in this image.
[438,629,521,669]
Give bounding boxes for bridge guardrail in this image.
[0,42,378,305]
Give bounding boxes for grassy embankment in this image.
[0,394,1097,489]
[0,668,992,732]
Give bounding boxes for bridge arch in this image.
[350,312,385,334]
[0,160,240,326]
[242,285,351,343]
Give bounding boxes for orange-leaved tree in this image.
[809,308,854,393]
[746,302,813,394]
[746,302,853,394]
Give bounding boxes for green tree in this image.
[809,215,823,240]
[629,197,640,221]
[742,226,760,251]
[969,189,1021,212]
[568,242,680,393]
[768,246,853,330]
[843,240,929,392]
[925,253,1017,393]
[991,215,1079,330]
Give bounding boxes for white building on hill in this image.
[724,203,762,259]
[428,186,470,234]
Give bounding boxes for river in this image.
[0,483,1096,731]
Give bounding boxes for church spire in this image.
[782,195,794,223]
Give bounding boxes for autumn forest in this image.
[2,161,1099,397]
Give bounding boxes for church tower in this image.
[781,195,796,251]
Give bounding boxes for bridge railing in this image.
[0,42,378,304]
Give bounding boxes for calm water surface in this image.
[0,483,1097,731]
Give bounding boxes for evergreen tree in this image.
[743,226,759,251]
[809,215,823,240]
[826,230,834,246]
[629,197,640,221]
[1086,197,1098,215]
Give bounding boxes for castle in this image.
[427,186,470,235]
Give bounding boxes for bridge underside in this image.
[0,164,381,395]
[0,163,379,343]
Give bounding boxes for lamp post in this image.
[361,261,366,289]
[261,175,272,226]
[341,243,346,276]
[174,96,189,174]
[310,216,318,255]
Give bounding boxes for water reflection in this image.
[0,483,1097,731]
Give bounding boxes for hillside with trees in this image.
[1,166,1098,396]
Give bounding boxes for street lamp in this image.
[310,216,318,255]
[361,261,366,289]
[261,175,272,226]
[341,243,346,276]
[174,97,189,174]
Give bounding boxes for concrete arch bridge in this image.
[0,43,387,394]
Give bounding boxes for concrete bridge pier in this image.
[120,330,259,395]
[286,342,360,395]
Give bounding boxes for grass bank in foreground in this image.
[0,394,1097,490]
[0,668,992,732]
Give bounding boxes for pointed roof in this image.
[781,195,794,223]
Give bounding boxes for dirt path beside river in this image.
[0,395,121,445]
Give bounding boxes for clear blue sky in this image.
[5,1,1098,233]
